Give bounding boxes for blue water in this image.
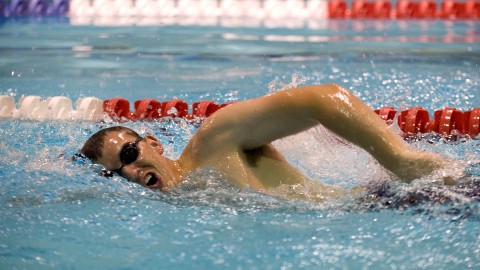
[1,18,480,269]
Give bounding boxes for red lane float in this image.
[432,107,464,135]
[374,0,393,18]
[192,101,220,118]
[464,108,480,137]
[440,0,480,19]
[103,98,131,120]
[328,0,348,18]
[467,0,480,18]
[101,98,479,138]
[396,0,438,19]
[162,100,189,118]
[398,107,430,134]
[328,0,480,19]
[133,99,162,119]
[374,106,480,138]
[103,98,231,121]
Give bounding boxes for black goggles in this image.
[72,137,143,178]
[111,137,144,175]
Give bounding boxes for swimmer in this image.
[80,84,452,200]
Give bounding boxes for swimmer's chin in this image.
[144,173,185,192]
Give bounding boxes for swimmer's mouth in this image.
[144,173,161,189]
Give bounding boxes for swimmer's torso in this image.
[181,134,345,200]
[198,144,305,189]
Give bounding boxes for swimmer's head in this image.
[81,126,181,190]
[81,126,141,162]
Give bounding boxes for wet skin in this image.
[93,84,448,198]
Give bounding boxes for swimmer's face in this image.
[96,131,179,190]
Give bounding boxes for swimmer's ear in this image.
[145,135,164,155]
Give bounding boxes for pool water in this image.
[1,18,480,269]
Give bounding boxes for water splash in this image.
[274,125,390,189]
[267,73,307,93]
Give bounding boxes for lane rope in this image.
[1,0,479,20]
[1,95,478,139]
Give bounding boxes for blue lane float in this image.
[1,0,69,16]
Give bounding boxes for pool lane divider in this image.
[0,95,233,122]
[2,0,479,20]
[0,95,479,139]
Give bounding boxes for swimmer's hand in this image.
[392,151,467,186]
[417,158,470,186]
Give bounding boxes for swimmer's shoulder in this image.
[179,129,235,169]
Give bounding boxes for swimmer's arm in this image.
[198,84,319,149]
[198,84,449,183]
[201,84,407,156]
